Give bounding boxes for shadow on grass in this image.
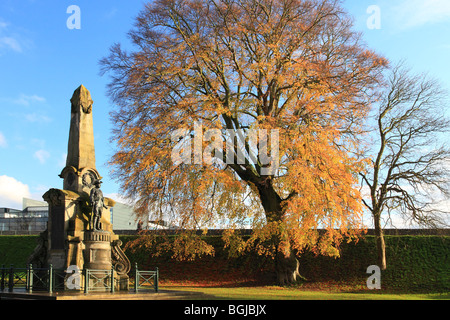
[161,278,450,299]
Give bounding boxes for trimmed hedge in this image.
[0,235,39,267]
[119,234,449,292]
[1,234,448,292]
[297,236,449,292]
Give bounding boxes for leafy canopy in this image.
[101,0,387,260]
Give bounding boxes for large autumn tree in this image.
[101,0,387,285]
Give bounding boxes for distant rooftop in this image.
[23,198,48,210]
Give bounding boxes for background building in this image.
[110,201,140,230]
[0,198,153,234]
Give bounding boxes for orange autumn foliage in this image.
[101,0,387,278]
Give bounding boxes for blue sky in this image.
[0,1,449,227]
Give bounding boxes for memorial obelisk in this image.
[29,85,130,291]
[61,84,102,194]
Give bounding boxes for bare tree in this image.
[361,63,450,270]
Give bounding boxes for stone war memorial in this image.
[27,85,131,292]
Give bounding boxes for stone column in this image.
[83,230,112,270]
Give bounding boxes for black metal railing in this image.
[131,263,159,293]
[0,265,27,292]
[84,267,115,293]
[1,264,67,293]
[1,263,159,294]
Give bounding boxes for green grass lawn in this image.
[164,285,450,300]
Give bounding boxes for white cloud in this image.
[13,94,46,106]
[0,19,28,54]
[391,0,450,29]
[0,175,31,209]
[103,7,118,20]
[31,138,46,149]
[25,113,52,123]
[58,153,67,168]
[0,131,7,148]
[30,185,50,201]
[104,192,135,206]
[33,149,50,164]
[0,36,22,52]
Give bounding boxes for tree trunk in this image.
[374,213,387,270]
[256,178,283,223]
[275,248,303,286]
[256,179,305,285]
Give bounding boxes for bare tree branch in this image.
[361,61,450,269]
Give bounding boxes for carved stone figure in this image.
[27,230,48,268]
[89,180,107,230]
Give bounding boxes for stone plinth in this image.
[83,230,113,292]
[42,188,82,270]
[83,230,112,270]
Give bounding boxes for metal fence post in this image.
[48,264,53,293]
[27,264,33,292]
[134,263,138,292]
[8,265,14,292]
[26,264,29,291]
[1,265,5,291]
[84,269,89,294]
[155,267,159,293]
[110,266,115,293]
